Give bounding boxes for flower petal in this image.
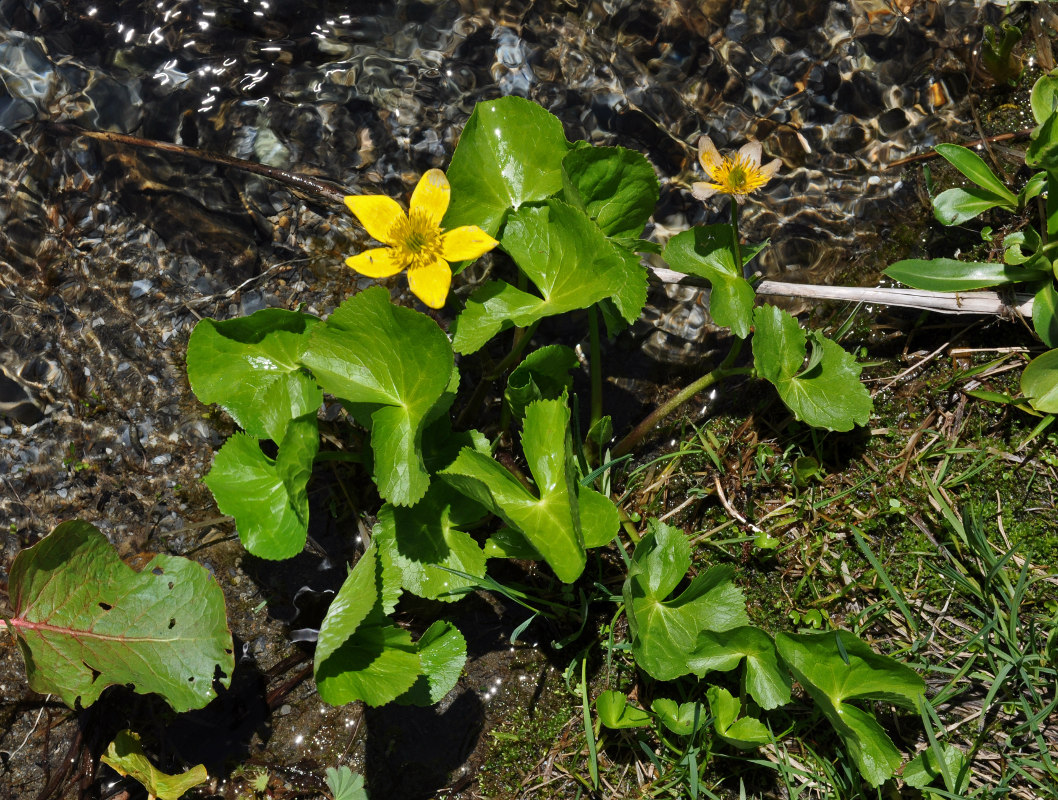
[407,258,452,309]
[409,169,451,228]
[691,181,720,202]
[758,157,782,181]
[441,225,499,262]
[737,140,762,168]
[697,136,723,176]
[345,195,406,244]
[345,247,404,278]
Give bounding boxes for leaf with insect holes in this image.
[101,730,209,800]
[6,521,233,712]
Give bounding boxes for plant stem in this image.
[455,320,540,430]
[611,339,751,458]
[588,305,603,430]
[730,196,743,272]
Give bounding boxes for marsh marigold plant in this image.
[692,136,781,204]
[344,169,498,308]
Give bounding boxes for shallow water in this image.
[0,1,1012,797]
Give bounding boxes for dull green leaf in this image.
[6,521,233,712]
[300,286,454,506]
[325,766,368,800]
[101,730,209,800]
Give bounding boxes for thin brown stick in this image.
[885,128,1033,169]
[46,122,352,205]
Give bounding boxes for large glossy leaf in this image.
[1021,348,1058,412]
[622,520,749,680]
[6,521,233,712]
[204,417,318,560]
[444,96,571,238]
[933,144,1017,206]
[300,286,454,506]
[505,345,578,420]
[1026,109,1058,173]
[451,200,629,354]
[101,730,208,800]
[884,258,1044,291]
[186,309,322,442]
[663,225,755,338]
[705,686,772,750]
[396,620,466,706]
[561,145,658,240]
[1033,282,1058,348]
[314,543,420,707]
[374,482,488,602]
[688,626,792,709]
[441,397,619,582]
[775,630,924,787]
[752,305,871,432]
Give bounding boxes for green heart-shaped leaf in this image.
[505,345,578,420]
[623,520,749,680]
[442,397,618,582]
[452,201,630,354]
[752,305,872,432]
[561,145,658,240]
[444,96,571,238]
[300,286,454,506]
[204,416,318,560]
[7,521,233,712]
[315,543,420,707]
[651,697,707,736]
[705,686,772,750]
[397,620,467,706]
[596,690,652,729]
[375,482,488,602]
[688,626,791,709]
[186,309,322,442]
[663,225,756,339]
[775,630,925,787]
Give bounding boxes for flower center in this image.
[713,155,768,196]
[390,208,444,269]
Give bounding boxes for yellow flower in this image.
[691,136,781,205]
[344,169,498,309]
